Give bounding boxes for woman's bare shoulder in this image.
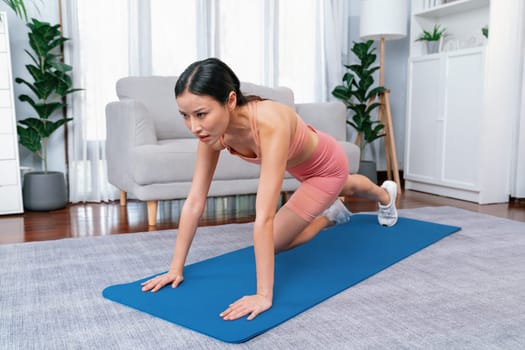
[257,99,294,111]
[256,100,295,122]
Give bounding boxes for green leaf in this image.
[3,0,28,22]
[24,49,39,66]
[19,95,63,119]
[35,102,64,120]
[15,78,40,98]
[19,117,45,134]
[43,118,72,137]
[342,72,354,86]
[33,72,62,99]
[347,64,362,75]
[365,86,387,100]
[332,86,351,101]
[50,61,73,73]
[18,94,37,108]
[365,102,382,114]
[367,66,380,76]
[63,88,83,96]
[17,125,42,154]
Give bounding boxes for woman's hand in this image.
[140,271,184,292]
[220,294,272,321]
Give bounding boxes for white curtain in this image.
[322,0,349,102]
[61,0,135,202]
[62,0,347,202]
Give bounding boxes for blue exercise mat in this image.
[103,214,460,343]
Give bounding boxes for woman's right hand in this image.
[140,271,184,292]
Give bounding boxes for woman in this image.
[141,58,398,321]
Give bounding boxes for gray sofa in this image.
[106,77,360,225]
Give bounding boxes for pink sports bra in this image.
[219,101,312,165]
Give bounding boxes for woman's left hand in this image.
[220,294,272,321]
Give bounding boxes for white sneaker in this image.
[378,180,398,226]
[322,199,352,225]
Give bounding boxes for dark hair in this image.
[174,58,260,106]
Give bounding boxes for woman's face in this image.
[177,91,234,144]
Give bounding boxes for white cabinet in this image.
[404,0,510,203]
[0,12,23,214]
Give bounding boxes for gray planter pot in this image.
[426,41,440,54]
[358,160,378,184]
[22,171,67,211]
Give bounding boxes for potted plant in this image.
[482,25,489,38]
[416,24,447,54]
[15,18,80,210]
[332,40,386,183]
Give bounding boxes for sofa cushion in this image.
[117,76,191,140]
[240,82,295,109]
[296,102,347,141]
[132,139,264,185]
[117,77,296,142]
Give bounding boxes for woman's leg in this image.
[274,175,398,252]
[275,173,348,252]
[272,131,397,252]
[338,174,398,226]
[272,206,332,253]
[340,174,390,205]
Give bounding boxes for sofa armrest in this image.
[106,100,157,146]
[295,101,347,141]
[105,99,157,190]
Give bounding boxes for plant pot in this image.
[426,41,440,54]
[358,160,378,184]
[22,171,67,211]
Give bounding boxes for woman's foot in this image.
[378,180,398,226]
[322,199,352,225]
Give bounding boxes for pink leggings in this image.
[284,130,349,222]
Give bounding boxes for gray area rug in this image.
[1,206,524,349]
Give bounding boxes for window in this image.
[278,0,320,102]
[151,0,197,76]
[77,0,130,140]
[217,0,265,84]
[149,0,322,102]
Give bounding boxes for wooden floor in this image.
[1,190,524,245]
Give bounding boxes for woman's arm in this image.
[220,101,292,320]
[141,141,220,292]
[253,108,290,299]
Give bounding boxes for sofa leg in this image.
[147,200,158,226]
[120,190,127,206]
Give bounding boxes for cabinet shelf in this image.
[411,45,485,59]
[404,1,509,204]
[415,0,489,18]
